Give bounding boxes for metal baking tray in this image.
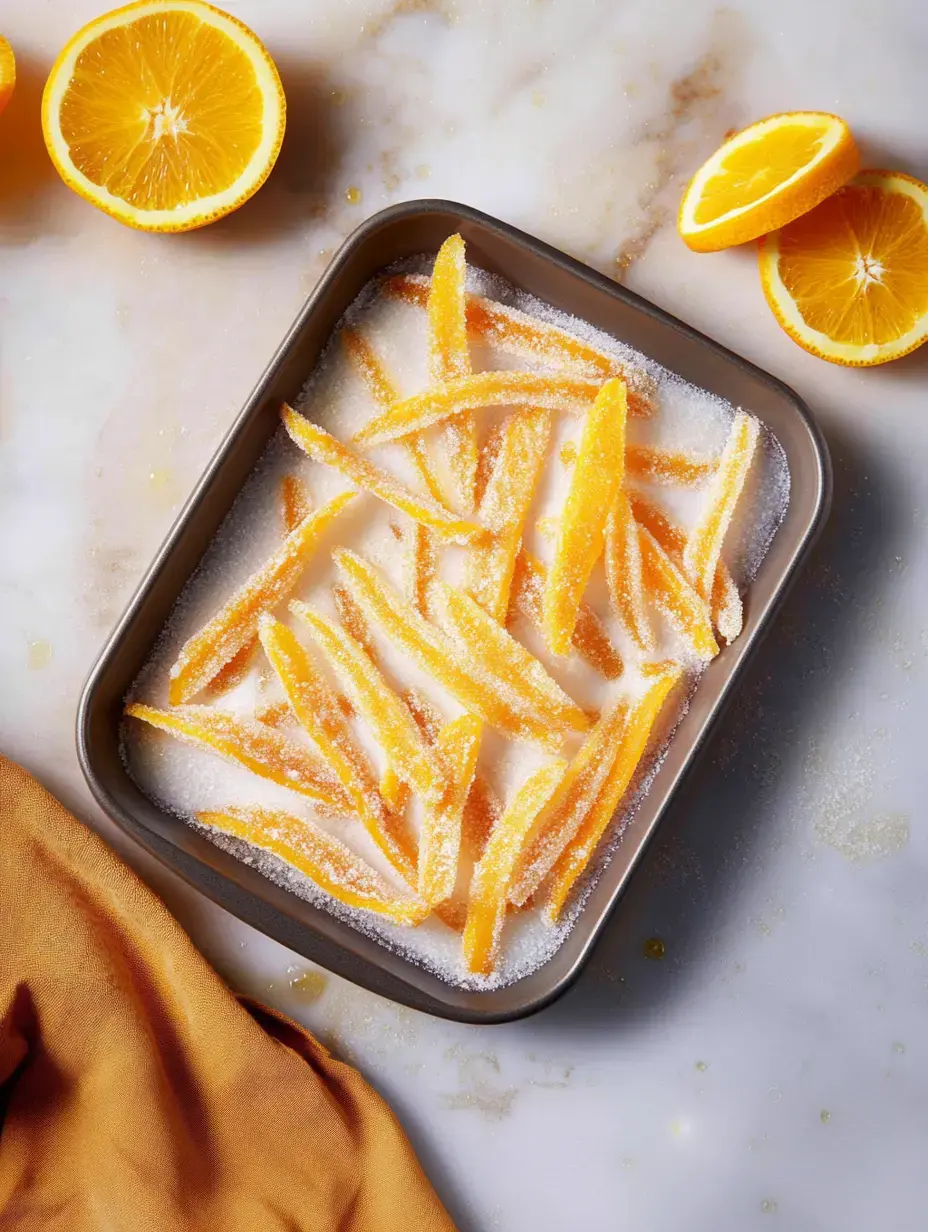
[77,200,830,1024]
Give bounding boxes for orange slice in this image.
[605,492,654,652]
[0,35,15,114]
[639,528,719,659]
[42,1,285,232]
[463,759,568,975]
[198,807,426,925]
[428,234,478,512]
[679,112,859,253]
[125,702,349,814]
[419,715,482,907]
[626,445,715,487]
[543,378,627,655]
[759,170,928,365]
[280,474,311,533]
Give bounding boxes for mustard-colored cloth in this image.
[0,756,455,1232]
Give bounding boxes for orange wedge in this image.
[0,35,15,114]
[759,170,928,365]
[679,112,859,253]
[42,1,285,232]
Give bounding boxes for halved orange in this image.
[679,112,859,253]
[0,35,14,114]
[42,0,285,232]
[759,171,928,366]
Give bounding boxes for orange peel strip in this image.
[630,491,742,644]
[626,445,716,487]
[353,372,604,449]
[407,521,439,620]
[463,759,568,975]
[467,406,553,622]
[605,492,654,652]
[333,549,560,749]
[639,527,719,659]
[419,714,482,906]
[428,235,478,512]
[206,636,259,699]
[257,616,417,883]
[341,327,447,507]
[168,492,356,706]
[292,602,448,809]
[543,377,628,655]
[683,411,760,601]
[435,581,591,735]
[332,581,379,663]
[282,405,481,545]
[198,806,426,926]
[384,273,653,416]
[280,473,312,532]
[379,685,443,812]
[125,703,349,814]
[510,698,629,906]
[509,549,622,680]
[546,667,682,920]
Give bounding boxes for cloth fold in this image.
[0,756,454,1232]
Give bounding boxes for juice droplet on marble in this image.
[695,1060,708,1072]
[345,186,362,205]
[288,968,328,1004]
[643,936,666,960]
[27,639,53,670]
[820,1109,831,1123]
[761,1199,778,1214]
[415,164,431,181]
[893,1041,906,1054]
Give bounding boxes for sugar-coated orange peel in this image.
[428,234,478,512]
[605,492,654,652]
[639,527,719,659]
[125,702,349,814]
[543,377,628,656]
[282,404,481,545]
[353,372,605,449]
[383,273,653,417]
[407,521,439,620]
[463,759,568,975]
[546,666,682,919]
[509,550,623,680]
[291,601,449,810]
[257,615,417,884]
[419,714,482,906]
[198,806,427,925]
[626,445,716,487]
[683,411,760,601]
[168,491,356,706]
[280,473,312,532]
[333,549,560,749]
[205,637,258,699]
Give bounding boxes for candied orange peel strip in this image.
[280,473,312,533]
[605,491,654,652]
[292,602,449,810]
[626,445,716,487]
[125,703,350,814]
[257,615,417,884]
[333,549,560,749]
[543,377,628,656]
[198,807,426,925]
[407,521,439,620]
[353,372,605,449]
[639,527,719,659]
[205,637,259,699]
[282,405,481,545]
[463,759,568,975]
[683,411,760,601]
[547,666,682,920]
[419,714,482,906]
[168,492,356,706]
[629,490,742,644]
[434,581,590,735]
[428,235,478,512]
[509,549,622,680]
[467,406,553,622]
[384,273,653,417]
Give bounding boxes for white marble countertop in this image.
[3,1,928,1227]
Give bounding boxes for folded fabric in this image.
[0,756,455,1231]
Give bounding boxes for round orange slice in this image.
[759,170,928,366]
[0,35,15,114]
[679,112,859,253]
[42,0,285,232]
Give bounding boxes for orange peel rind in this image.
[428,234,478,512]
[605,492,654,652]
[639,527,719,659]
[626,445,716,487]
[419,714,482,906]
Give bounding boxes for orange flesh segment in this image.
[333,549,560,749]
[353,372,605,449]
[125,703,349,814]
[257,616,416,884]
[463,759,568,975]
[292,603,448,809]
[626,445,716,487]
[198,807,425,926]
[639,528,719,659]
[547,668,682,919]
[605,492,654,652]
[683,411,759,601]
[281,405,481,545]
[419,714,482,906]
[435,582,591,735]
[384,273,653,417]
[168,491,356,705]
[428,235,478,512]
[341,327,447,506]
[509,549,622,680]
[467,406,553,622]
[510,698,629,906]
[543,378,628,655]
[280,473,312,532]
